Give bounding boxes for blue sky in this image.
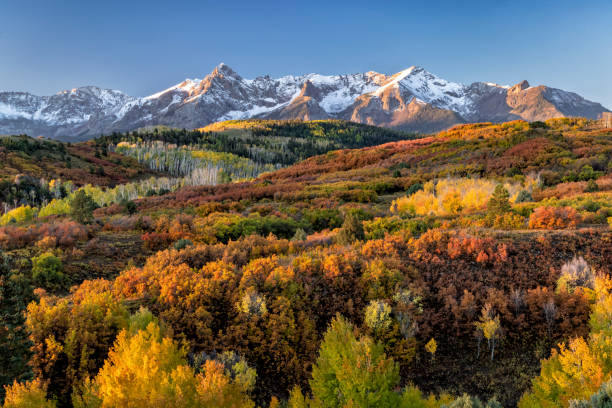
[1,0,611,108]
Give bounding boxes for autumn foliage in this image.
[1,119,611,406]
[528,206,581,229]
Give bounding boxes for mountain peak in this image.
[510,80,530,93]
[405,65,424,73]
[298,80,321,99]
[391,66,423,79]
[371,66,431,98]
[211,63,239,79]
[57,86,99,95]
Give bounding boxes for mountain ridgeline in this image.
[1,64,609,140]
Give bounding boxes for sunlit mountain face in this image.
[1,63,609,140]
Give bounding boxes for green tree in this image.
[123,200,137,215]
[515,190,533,203]
[69,190,97,224]
[291,228,307,242]
[578,165,597,181]
[400,386,453,408]
[487,185,511,216]
[585,179,599,193]
[309,315,401,407]
[337,214,365,245]
[30,252,65,289]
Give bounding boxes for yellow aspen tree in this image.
[425,338,437,361]
[476,304,501,361]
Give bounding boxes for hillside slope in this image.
[1,118,612,406]
[0,134,157,185]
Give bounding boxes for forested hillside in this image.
[98,119,413,166]
[0,134,156,185]
[0,134,161,216]
[0,120,412,230]
[1,118,612,407]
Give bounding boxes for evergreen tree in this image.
[487,185,511,216]
[69,190,97,224]
[337,214,365,245]
[123,200,137,215]
[586,179,599,193]
[515,189,533,203]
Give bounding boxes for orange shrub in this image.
[35,236,57,249]
[528,206,581,229]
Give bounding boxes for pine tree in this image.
[337,214,365,245]
[487,185,511,216]
[69,190,97,224]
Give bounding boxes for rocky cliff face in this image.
[1,64,609,140]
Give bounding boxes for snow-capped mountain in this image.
[0,86,136,139]
[1,63,609,140]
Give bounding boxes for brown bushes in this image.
[141,232,172,251]
[0,221,88,249]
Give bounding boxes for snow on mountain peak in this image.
[372,66,419,97]
[1,63,609,140]
[144,79,200,100]
[484,82,510,89]
[210,62,240,79]
[367,66,472,115]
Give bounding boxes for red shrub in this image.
[0,226,36,249]
[36,221,88,247]
[528,206,581,229]
[142,232,172,251]
[0,221,88,249]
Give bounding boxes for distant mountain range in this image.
[0,63,609,141]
